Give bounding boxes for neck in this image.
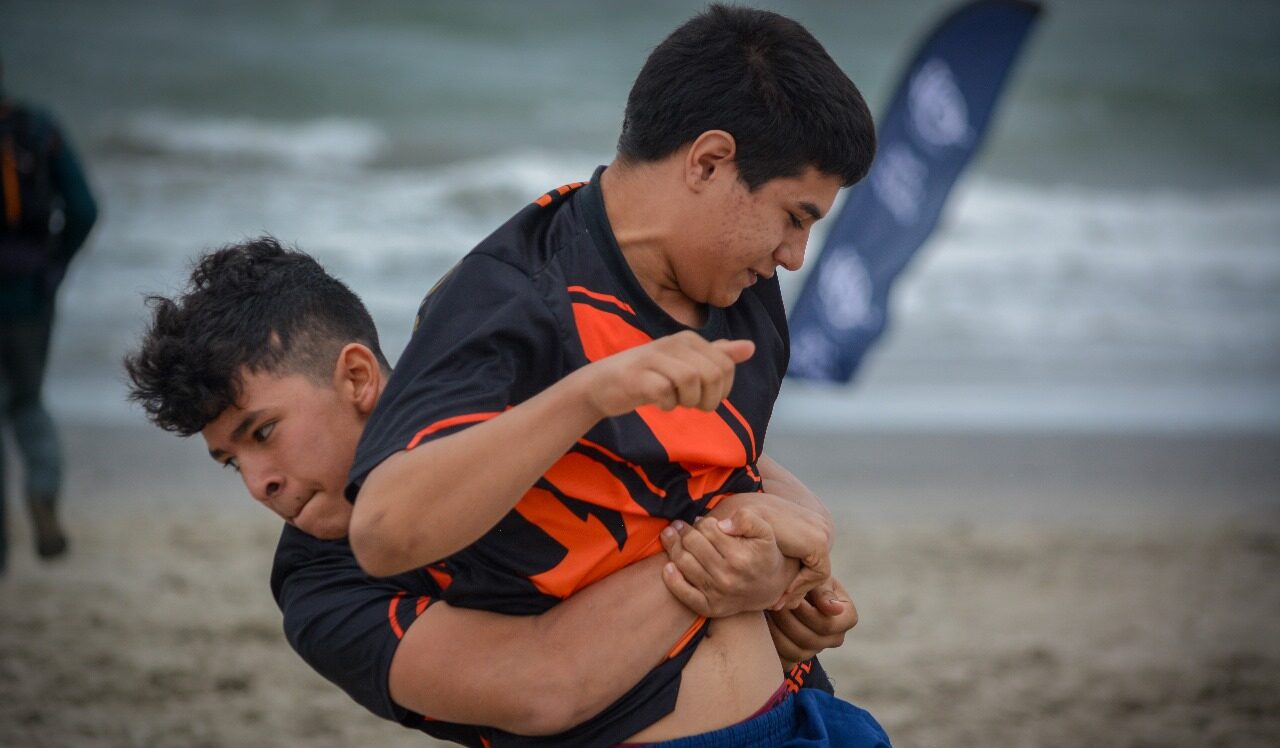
[599,160,707,327]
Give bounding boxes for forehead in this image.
[757,167,842,205]
[201,369,324,442]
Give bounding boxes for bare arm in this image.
[757,452,834,529]
[351,332,753,576]
[390,555,692,734]
[756,454,860,666]
[389,516,794,733]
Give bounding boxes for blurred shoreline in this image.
[44,417,1280,527]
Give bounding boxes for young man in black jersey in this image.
[348,5,886,746]
[125,238,860,746]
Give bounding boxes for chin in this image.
[712,289,744,308]
[303,519,349,541]
[296,506,353,540]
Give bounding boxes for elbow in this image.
[348,503,415,578]
[498,678,593,735]
[490,645,600,735]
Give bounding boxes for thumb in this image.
[807,582,846,616]
[713,338,755,364]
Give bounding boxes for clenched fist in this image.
[581,330,755,418]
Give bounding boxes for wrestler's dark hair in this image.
[617,4,876,189]
[124,236,389,436]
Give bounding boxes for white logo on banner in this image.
[818,251,875,331]
[790,329,838,379]
[870,144,926,224]
[908,59,971,149]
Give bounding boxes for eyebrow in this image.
[799,201,824,222]
[207,409,265,461]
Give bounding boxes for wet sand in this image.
[2,422,1277,746]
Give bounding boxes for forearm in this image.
[757,453,833,528]
[352,332,752,576]
[390,554,696,734]
[351,367,601,576]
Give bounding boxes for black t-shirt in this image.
[270,524,485,747]
[270,524,835,748]
[346,167,793,746]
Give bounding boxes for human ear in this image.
[683,130,738,191]
[334,343,382,415]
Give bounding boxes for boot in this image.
[1,499,7,576]
[28,493,68,559]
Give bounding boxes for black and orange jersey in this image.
[271,523,836,748]
[348,165,792,746]
[270,525,485,747]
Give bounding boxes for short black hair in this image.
[618,4,876,189]
[124,236,389,436]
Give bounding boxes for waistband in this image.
[616,681,791,748]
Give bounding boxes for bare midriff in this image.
[623,611,783,742]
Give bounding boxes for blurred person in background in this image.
[0,55,98,573]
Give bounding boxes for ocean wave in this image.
[790,178,1280,356]
[100,113,388,169]
[47,159,1280,430]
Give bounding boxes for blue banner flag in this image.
[787,0,1042,383]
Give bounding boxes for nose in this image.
[774,237,807,272]
[241,457,284,506]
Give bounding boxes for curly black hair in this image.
[124,236,389,436]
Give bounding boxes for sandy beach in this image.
[2,421,1278,747]
[3,1,1278,745]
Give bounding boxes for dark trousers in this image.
[0,301,62,568]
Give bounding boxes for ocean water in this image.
[2,0,1278,431]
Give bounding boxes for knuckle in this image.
[816,524,833,552]
[710,568,733,591]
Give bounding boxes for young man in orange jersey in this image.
[348,5,887,746]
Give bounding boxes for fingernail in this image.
[661,526,675,540]
[718,519,733,532]
[664,562,677,575]
[672,520,686,531]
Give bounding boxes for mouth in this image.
[284,492,316,523]
[286,492,351,539]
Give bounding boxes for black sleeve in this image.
[743,273,790,379]
[41,110,97,260]
[347,251,563,498]
[270,526,440,726]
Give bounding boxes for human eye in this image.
[252,422,275,442]
[788,213,804,230]
[223,457,241,473]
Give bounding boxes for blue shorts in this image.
[641,689,891,747]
